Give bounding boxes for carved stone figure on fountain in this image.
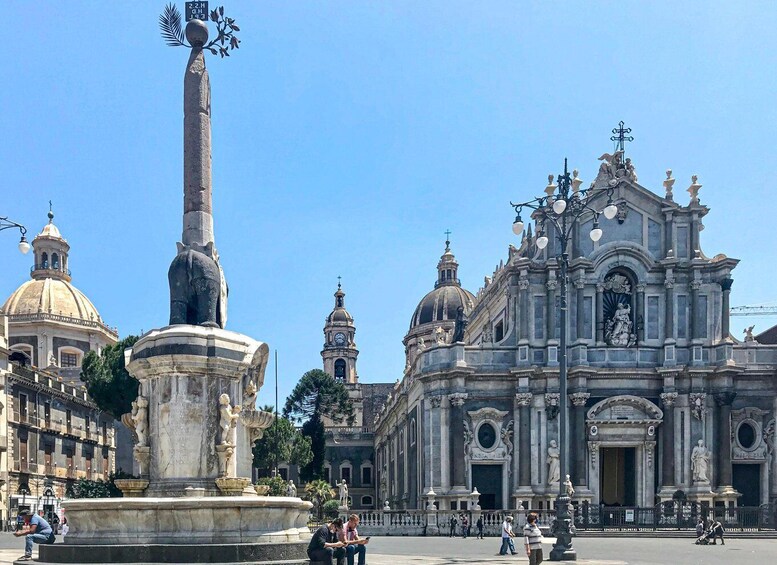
[132,396,149,447]
[286,480,297,497]
[219,393,241,446]
[691,439,711,483]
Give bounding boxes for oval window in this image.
[478,423,497,449]
[738,422,756,449]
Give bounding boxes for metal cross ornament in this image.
[610,120,634,154]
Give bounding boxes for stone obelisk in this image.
[182,19,214,249]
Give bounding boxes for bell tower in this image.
[321,278,359,383]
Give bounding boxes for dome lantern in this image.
[30,206,71,283]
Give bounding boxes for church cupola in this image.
[435,233,460,288]
[322,278,359,383]
[31,206,72,283]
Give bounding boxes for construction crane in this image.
[730,305,777,317]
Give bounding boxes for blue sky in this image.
[2,1,776,407]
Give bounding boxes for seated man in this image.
[307,518,346,565]
[340,514,369,565]
[14,509,55,561]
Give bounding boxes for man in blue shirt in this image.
[14,509,55,561]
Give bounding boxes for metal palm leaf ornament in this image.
[159,3,241,57]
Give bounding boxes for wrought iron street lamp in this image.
[511,159,616,561]
[0,216,30,254]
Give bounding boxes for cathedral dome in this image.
[2,278,103,323]
[408,238,474,331]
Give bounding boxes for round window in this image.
[738,422,756,449]
[478,423,497,449]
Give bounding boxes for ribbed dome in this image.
[409,285,474,330]
[327,308,353,323]
[38,221,62,239]
[2,278,103,322]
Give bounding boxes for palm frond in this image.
[159,3,187,47]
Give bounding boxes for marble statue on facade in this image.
[597,150,624,183]
[744,325,756,342]
[547,440,560,485]
[606,303,636,347]
[131,396,149,447]
[286,480,297,497]
[564,474,575,498]
[691,439,711,483]
[452,306,469,343]
[625,158,638,182]
[218,393,241,446]
[336,479,349,508]
[417,336,426,352]
[434,325,447,345]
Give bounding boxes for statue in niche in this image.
[691,439,711,483]
[452,306,469,343]
[547,440,561,485]
[286,480,297,497]
[218,393,241,446]
[605,303,636,347]
[131,396,149,447]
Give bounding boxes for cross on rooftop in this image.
[337,275,342,290]
[611,120,634,155]
[444,229,451,251]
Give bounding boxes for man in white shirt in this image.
[499,515,517,555]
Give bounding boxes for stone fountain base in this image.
[38,496,312,564]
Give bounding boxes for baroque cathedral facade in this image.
[360,144,777,513]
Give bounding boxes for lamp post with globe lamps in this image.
[0,216,30,254]
[510,159,617,561]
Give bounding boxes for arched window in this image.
[41,252,48,269]
[361,495,373,508]
[601,269,638,347]
[334,359,346,381]
[410,418,417,446]
[52,253,59,269]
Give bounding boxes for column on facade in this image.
[595,283,604,343]
[689,280,701,340]
[720,278,733,340]
[715,392,736,489]
[519,278,530,341]
[569,393,590,486]
[440,397,450,491]
[664,276,675,340]
[516,393,532,487]
[636,284,646,343]
[546,278,557,341]
[660,392,677,489]
[575,278,585,342]
[449,393,468,489]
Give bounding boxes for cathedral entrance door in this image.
[732,463,761,507]
[599,447,636,506]
[472,464,502,510]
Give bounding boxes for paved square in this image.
[0,533,773,564]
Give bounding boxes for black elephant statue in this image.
[168,242,227,328]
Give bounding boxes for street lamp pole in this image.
[0,216,31,254]
[511,159,618,561]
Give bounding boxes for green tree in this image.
[255,475,288,496]
[283,369,354,481]
[80,335,140,420]
[252,406,313,477]
[304,479,335,519]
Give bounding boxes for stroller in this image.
[695,528,714,545]
[695,522,723,545]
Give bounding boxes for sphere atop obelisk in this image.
[185,19,208,47]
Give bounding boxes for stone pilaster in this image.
[689,280,701,340]
[569,392,590,486]
[636,284,646,344]
[546,278,557,341]
[595,283,605,344]
[518,278,530,342]
[574,278,586,342]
